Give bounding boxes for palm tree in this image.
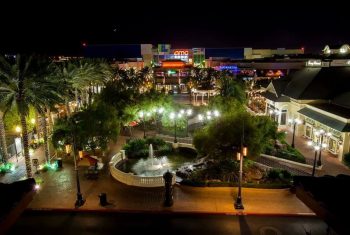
[53,60,103,113]
[0,110,9,162]
[216,71,246,103]
[0,55,64,177]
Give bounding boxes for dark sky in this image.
[1,1,349,55]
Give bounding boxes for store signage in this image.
[174,50,189,56]
[307,60,322,67]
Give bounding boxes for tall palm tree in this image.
[0,110,9,162]
[53,60,103,112]
[0,55,63,177]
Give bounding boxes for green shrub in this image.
[276,150,306,163]
[123,138,172,158]
[146,137,166,148]
[123,139,147,158]
[280,169,292,179]
[344,153,350,167]
[156,144,172,156]
[267,169,281,180]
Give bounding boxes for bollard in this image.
[163,170,173,207]
[56,158,63,169]
[99,193,107,206]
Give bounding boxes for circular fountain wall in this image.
[110,143,197,187]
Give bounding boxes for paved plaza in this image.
[3,127,348,215]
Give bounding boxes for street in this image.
[7,211,330,235]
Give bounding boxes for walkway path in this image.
[256,157,310,176]
[0,147,47,184]
[25,131,312,215]
[281,127,350,176]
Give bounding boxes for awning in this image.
[298,107,350,132]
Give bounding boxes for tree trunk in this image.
[46,108,53,134]
[35,111,41,138]
[65,99,71,117]
[0,111,9,162]
[74,88,79,111]
[41,115,49,164]
[88,84,92,107]
[20,114,32,178]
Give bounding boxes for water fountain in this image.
[131,144,171,176]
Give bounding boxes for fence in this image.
[156,134,193,145]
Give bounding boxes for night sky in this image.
[0,1,349,55]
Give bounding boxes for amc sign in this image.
[174,50,189,56]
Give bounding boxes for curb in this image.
[25,208,316,217]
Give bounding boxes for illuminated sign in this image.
[162,61,185,68]
[174,50,189,56]
[307,60,322,67]
[214,65,239,71]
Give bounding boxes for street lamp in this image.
[235,145,247,210]
[170,112,182,143]
[185,108,192,137]
[308,140,321,177]
[156,107,164,133]
[315,130,331,166]
[288,118,302,148]
[70,119,85,207]
[139,111,146,138]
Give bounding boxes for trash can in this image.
[99,193,107,206]
[56,158,63,169]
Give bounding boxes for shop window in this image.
[328,138,337,153]
[305,125,312,138]
[280,110,287,125]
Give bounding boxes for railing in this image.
[109,151,176,188]
[156,134,193,144]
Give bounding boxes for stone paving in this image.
[23,132,312,215]
[0,147,47,184]
[282,127,350,176]
[1,129,315,215]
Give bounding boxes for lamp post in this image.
[15,126,22,161]
[288,118,302,148]
[139,111,146,138]
[315,130,331,166]
[235,145,247,210]
[185,108,192,137]
[157,107,164,133]
[70,119,85,207]
[308,140,320,177]
[170,112,182,143]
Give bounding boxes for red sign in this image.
[162,61,185,68]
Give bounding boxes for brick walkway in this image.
[0,147,48,184]
[25,132,312,215]
[282,127,350,176]
[2,130,314,215]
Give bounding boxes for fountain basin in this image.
[109,146,197,187]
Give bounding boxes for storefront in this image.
[298,105,350,160]
[153,60,191,93]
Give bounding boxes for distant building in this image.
[258,60,350,161]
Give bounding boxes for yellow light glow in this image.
[242,147,248,157]
[31,118,36,124]
[15,126,21,133]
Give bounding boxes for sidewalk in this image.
[27,132,313,215]
[0,147,47,184]
[282,127,350,176]
[28,163,313,215]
